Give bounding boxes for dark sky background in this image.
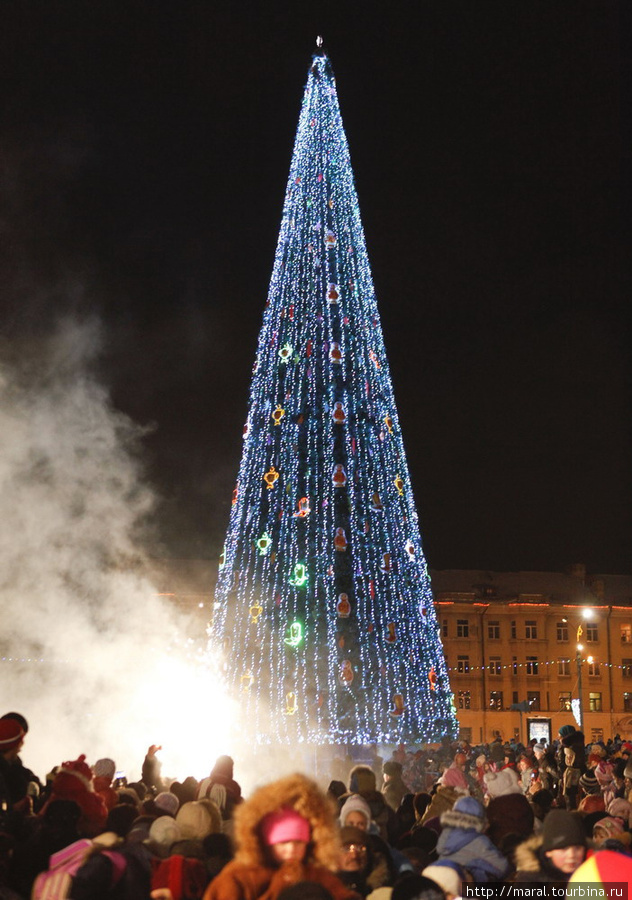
[1,2,630,576]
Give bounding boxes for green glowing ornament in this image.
[284,620,304,647]
[257,532,272,555]
[279,342,293,363]
[289,563,308,587]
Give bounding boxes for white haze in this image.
[0,317,239,784]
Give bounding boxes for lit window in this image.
[621,625,632,644]
[558,658,570,676]
[624,692,632,712]
[559,691,572,711]
[457,619,469,638]
[623,659,632,678]
[458,690,471,709]
[489,691,503,710]
[589,692,602,712]
[588,659,600,677]
[527,691,540,711]
[525,620,538,640]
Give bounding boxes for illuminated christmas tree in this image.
[213,42,457,745]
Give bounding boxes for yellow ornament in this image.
[249,602,263,624]
[264,466,279,490]
[284,691,298,715]
[272,404,285,426]
[394,474,404,496]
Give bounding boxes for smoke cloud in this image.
[0,316,237,782]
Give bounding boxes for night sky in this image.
[1,2,630,575]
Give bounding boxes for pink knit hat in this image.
[260,808,311,846]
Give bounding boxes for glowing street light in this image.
[575,608,594,730]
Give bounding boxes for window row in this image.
[451,656,602,676]
[456,690,606,712]
[443,618,605,642]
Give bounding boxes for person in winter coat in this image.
[381,762,408,813]
[514,809,587,884]
[203,773,359,900]
[196,755,243,824]
[39,755,108,838]
[341,765,396,844]
[435,796,510,883]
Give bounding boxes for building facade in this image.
[432,564,632,744]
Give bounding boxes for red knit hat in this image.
[58,754,94,789]
[0,717,25,752]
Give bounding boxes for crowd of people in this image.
[1,711,632,899]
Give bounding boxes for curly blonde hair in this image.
[233,772,340,870]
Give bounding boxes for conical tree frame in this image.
[213,49,458,746]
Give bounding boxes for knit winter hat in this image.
[453,796,485,819]
[559,724,576,738]
[594,761,614,786]
[579,771,601,795]
[541,810,586,851]
[59,755,94,789]
[607,797,632,825]
[592,817,624,839]
[260,808,311,846]
[176,801,219,841]
[422,861,466,897]
[339,793,372,828]
[440,795,486,833]
[147,816,182,858]
[0,712,29,733]
[155,791,180,817]
[93,758,116,780]
[484,768,522,798]
[0,718,25,752]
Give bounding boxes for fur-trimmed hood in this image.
[514,833,545,873]
[232,773,339,871]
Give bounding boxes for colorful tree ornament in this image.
[334,527,348,552]
[279,342,293,363]
[329,341,343,364]
[332,401,346,425]
[292,496,311,518]
[272,404,286,426]
[288,563,308,587]
[212,45,456,746]
[263,466,280,490]
[284,620,304,647]
[257,532,272,555]
[337,593,351,617]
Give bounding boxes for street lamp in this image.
[574,608,594,731]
